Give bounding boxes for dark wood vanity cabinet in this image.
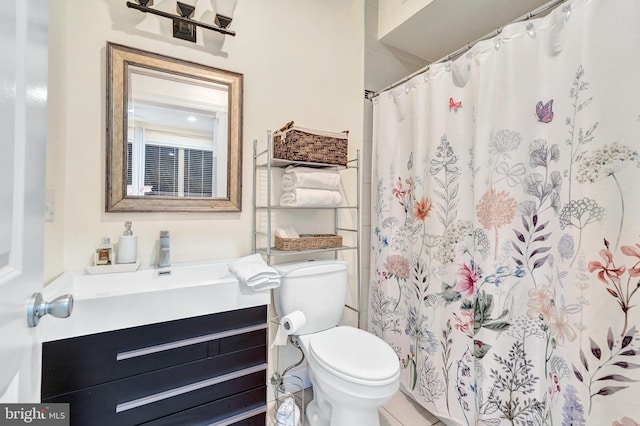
[41,306,268,426]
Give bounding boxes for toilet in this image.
[273,260,400,426]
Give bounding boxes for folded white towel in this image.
[281,166,341,191]
[228,254,280,290]
[250,277,281,291]
[276,225,300,239]
[280,188,342,207]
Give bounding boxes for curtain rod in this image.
[372,0,568,98]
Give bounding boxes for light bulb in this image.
[215,0,237,17]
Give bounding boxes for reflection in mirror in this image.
[107,43,242,212]
[127,67,228,199]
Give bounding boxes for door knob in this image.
[27,292,74,328]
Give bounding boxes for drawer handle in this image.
[115,363,267,413]
[206,405,267,426]
[116,323,268,361]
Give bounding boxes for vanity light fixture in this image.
[126,0,236,43]
[213,0,236,29]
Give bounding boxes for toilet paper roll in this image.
[282,311,306,334]
[271,311,306,348]
[275,397,301,426]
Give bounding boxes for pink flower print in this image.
[588,248,626,284]
[456,263,479,297]
[453,310,474,337]
[612,417,640,426]
[591,240,640,337]
[413,197,433,222]
[385,254,410,311]
[621,244,640,276]
[621,244,640,258]
[546,306,577,346]
[526,285,553,320]
[384,254,410,279]
[475,189,517,260]
[391,177,414,214]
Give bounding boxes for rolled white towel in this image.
[280,188,341,207]
[282,166,341,191]
[275,225,300,239]
[228,254,280,289]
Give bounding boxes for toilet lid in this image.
[308,326,399,382]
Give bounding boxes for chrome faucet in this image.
[159,230,170,268]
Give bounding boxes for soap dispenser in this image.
[117,221,138,264]
[95,236,115,266]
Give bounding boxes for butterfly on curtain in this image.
[407,152,413,170]
[535,99,554,123]
[449,97,462,111]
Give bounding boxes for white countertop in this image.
[37,260,271,342]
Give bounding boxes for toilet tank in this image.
[273,260,348,335]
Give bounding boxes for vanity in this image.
[38,261,270,426]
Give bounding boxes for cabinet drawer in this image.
[42,306,267,398]
[230,412,267,426]
[140,386,266,426]
[43,363,266,426]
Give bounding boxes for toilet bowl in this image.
[295,326,400,426]
[272,260,400,426]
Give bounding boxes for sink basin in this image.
[38,260,271,342]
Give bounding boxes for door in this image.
[0,0,48,402]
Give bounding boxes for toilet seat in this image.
[306,326,399,385]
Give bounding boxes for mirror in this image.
[106,42,243,212]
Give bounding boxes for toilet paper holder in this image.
[271,337,305,425]
[271,337,304,388]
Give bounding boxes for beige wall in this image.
[45,0,365,282]
[377,0,433,39]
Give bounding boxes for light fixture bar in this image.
[126,1,236,39]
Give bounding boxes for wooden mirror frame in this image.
[106,42,243,212]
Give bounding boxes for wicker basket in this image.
[274,234,343,251]
[272,121,349,166]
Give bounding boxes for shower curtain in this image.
[369,0,640,425]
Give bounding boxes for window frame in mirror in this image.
[106,42,243,212]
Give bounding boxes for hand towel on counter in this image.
[247,277,281,291]
[281,166,341,191]
[227,254,280,291]
[279,188,342,207]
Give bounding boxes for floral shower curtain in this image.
[369,0,640,425]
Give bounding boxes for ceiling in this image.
[379,0,553,62]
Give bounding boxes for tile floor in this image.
[379,390,441,425]
[268,388,441,425]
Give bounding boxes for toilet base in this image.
[304,365,393,426]
[331,406,380,426]
[305,394,381,426]
[305,399,327,426]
